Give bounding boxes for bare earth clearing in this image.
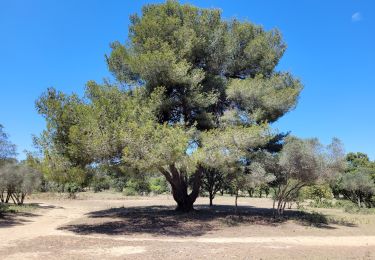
[1,193,375,259]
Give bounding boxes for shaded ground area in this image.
[0,203,58,228]
[0,211,40,228]
[59,204,355,237]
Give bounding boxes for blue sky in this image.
[0,0,374,160]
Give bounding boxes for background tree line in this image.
[0,125,41,205]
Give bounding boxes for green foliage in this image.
[338,171,375,207]
[201,167,225,206]
[0,163,42,204]
[35,1,303,211]
[107,0,300,130]
[308,200,335,208]
[111,177,127,192]
[328,152,375,208]
[124,177,150,195]
[304,184,333,203]
[91,172,111,193]
[65,182,81,199]
[149,176,169,194]
[271,137,345,215]
[226,73,301,123]
[122,187,137,196]
[0,124,17,165]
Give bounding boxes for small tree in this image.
[12,165,42,205]
[201,167,224,206]
[0,163,41,205]
[339,171,375,208]
[270,137,344,215]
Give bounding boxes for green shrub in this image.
[111,177,127,192]
[308,200,334,208]
[122,187,138,196]
[91,174,110,193]
[65,182,81,198]
[149,177,168,194]
[125,178,150,195]
[335,200,356,209]
[304,184,333,203]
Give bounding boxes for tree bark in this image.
[209,193,213,207]
[158,164,203,212]
[235,189,239,214]
[5,192,11,203]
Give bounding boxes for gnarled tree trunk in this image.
[158,164,202,212]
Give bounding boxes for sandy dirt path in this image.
[0,201,90,247]
[1,198,375,259]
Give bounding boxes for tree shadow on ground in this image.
[0,203,62,228]
[59,204,357,237]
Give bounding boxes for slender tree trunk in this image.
[209,192,213,207]
[5,192,11,203]
[235,193,238,214]
[21,193,26,205]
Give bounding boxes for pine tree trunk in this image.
[159,164,202,212]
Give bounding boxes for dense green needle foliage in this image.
[34,0,303,211]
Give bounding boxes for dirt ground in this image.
[1,192,375,259]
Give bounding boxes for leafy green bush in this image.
[343,204,375,214]
[111,177,127,192]
[122,187,138,196]
[65,182,81,198]
[308,200,334,208]
[334,200,356,208]
[93,181,110,193]
[91,173,111,193]
[149,177,168,194]
[125,178,150,195]
[304,184,333,203]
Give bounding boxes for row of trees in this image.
[0,125,41,205]
[2,118,375,211]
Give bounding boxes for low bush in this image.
[122,187,138,196]
[65,182,81,199]
[308,200,334,208]
[149,177,169,194]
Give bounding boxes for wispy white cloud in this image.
[352,12,362,22]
